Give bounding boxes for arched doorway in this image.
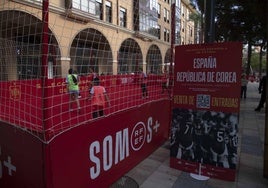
[164,48,172,72]
[146,45,162,74]
[70,28,113,76]
[0,10,60,80]
[118,38,142,74]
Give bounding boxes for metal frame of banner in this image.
[190,163,209,181]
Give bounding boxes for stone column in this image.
[58,57,71,78]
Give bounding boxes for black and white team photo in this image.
[170,108,239,169]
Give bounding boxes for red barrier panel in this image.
[0,121,44,188]
[0,100,170,187]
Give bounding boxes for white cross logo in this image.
[4,156,16,176]
[153,120,160,133]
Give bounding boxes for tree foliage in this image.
[194,0,267,44]
[193,0,267,75]
[250,52,266,72]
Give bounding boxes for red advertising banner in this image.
[0,100,170,188]
[170,42,242,181]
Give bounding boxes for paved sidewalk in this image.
[118,82,268,188]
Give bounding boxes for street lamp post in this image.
[204,0,215,43]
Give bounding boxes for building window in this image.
[189,26,193,37]
[96,0,103,20]
[166,10,170,23]
[157,3,161,19]
[164,28,170,42]
[157,25,161,39]
[105,1,112,23]
[135,0,158,38]
[119,7,127,27]
[181,37,184,45]
[175,31,180,44]
[164,28,166,41]
[73,0,96,14]
[166,29,170,42]
[164,8,167,22]
[158,25,161,39]
[163,8,169,23]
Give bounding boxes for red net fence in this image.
[0,74,171,141]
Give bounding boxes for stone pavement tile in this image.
[241,135,263,156]
[256,112,265,118]
[242,129,260,137]
[236,182,267,188]
[258,132,265,143]
[256,113,266,142]
[239,153,263,170]
[172,172,208,188]
[241,135,262,145]
[126,167,150,185]
[257,116,265,126]
[126,158,162,185]
[237,165,268,187]
[157,159,182,177]
[161,141,170,149]
[140,170,178,188]
[206,178,237,188]
[148,147,170,163]
[241,143,263,156]
[237,145,241,155]
[137,157,162,171]
[161,157,170,166]
[242,119,259,130]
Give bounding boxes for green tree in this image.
[250,51,267,75]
